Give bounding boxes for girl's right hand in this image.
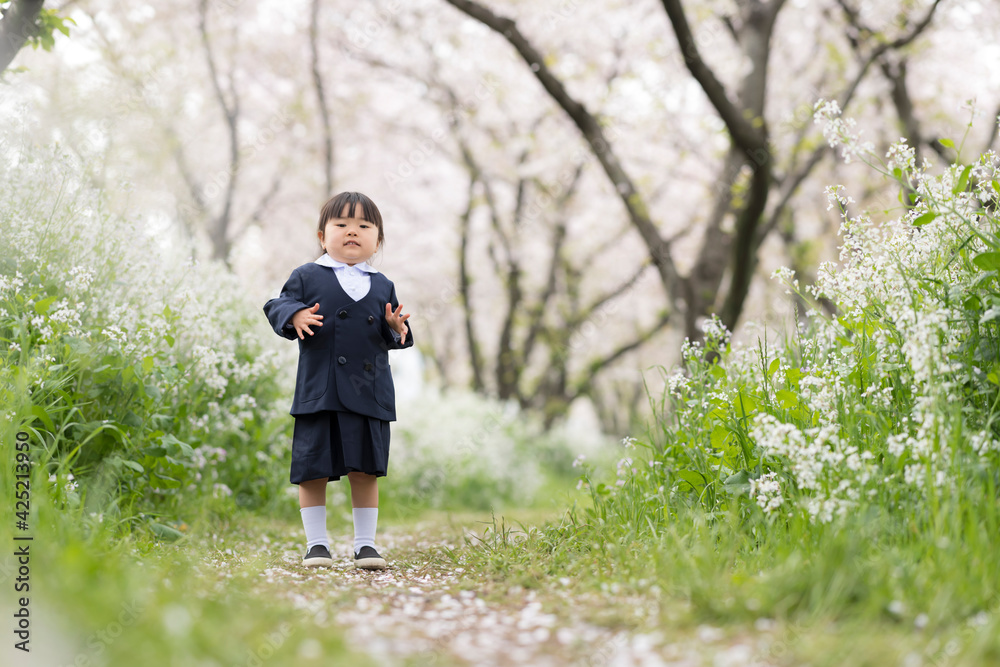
[291,303,323,339]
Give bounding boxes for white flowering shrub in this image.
[385,388,614,511]
[0,138,291,534]
[578,103,1000,530]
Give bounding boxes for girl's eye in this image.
[360,224,369,228]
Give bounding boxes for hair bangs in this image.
[317,191,386,250]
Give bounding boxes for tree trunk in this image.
[0,0,44,74]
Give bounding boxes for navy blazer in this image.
[263,263,414,420]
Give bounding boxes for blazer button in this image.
[337,356,347,365]
[367,316,374,324]
[338,310,348,319]
[364,362,374,373]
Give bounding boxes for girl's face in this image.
[318,204,380,265]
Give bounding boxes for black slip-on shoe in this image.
[303,544,334,568]
[354,545,387,570]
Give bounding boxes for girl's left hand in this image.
[385,303,410,345]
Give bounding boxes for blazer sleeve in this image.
[381,282,415,350]
[263,268,310,340]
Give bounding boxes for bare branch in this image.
[835,0,942,99]
[244,170,284,230]
[572,264,652,333]
[759,0,943,247]
[758,145,827,243]
[309,0,334,196]
[568,309,672,402]
[837,0,943,167]
[441,0,684,312]
[198,0,240,264]
[659,0,773,153]
[521,164,584,362]
[457,165,486,392]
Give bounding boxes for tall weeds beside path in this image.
[466,105,1000,664]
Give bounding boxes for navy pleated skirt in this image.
[290,410,390,484]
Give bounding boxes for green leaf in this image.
[149,522,184,542]
[707,407,728,422]
[954,165,972,194]
[939,138,955,149]
[767,358,781,377]
[710,425,730,449]
[734,391,760,416]
[150,473,181,489]
[30,405,55,431]
[912,211,937,227]
[964,295,983,311]
[723,470,751,495]
[121,460,145,473]
[973,252,1000,271]
[142,355,155,373]
[34,296,57,314]
[676,469,707,492]
[775,389,799,409]
[161,433,194,458]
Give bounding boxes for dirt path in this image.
[215,515,767,667]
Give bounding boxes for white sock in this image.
[300,505,329,550]
[352,507,378,555]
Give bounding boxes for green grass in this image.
[0,482,360,667]
[453,493,1000,665]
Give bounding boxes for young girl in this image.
[264,191,413,570]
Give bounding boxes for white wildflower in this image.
[749,472,783,514]
[886,139,916,173]
[616,457,634,478]
[701,315,731,349]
